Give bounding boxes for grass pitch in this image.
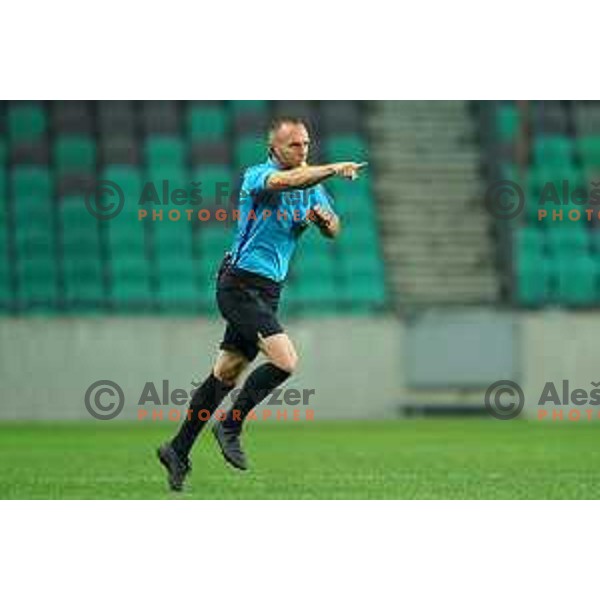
[0,419,598,499]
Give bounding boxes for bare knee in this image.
[259,333,299,375]
[272,347,298,374]
[213,351,248,386]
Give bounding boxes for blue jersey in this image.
[229,157,335,282]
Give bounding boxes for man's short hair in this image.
[268,116,308,144]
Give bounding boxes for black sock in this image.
[171,373,233,457]
[223,363,291,432]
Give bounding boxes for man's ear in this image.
[269,146,283,163]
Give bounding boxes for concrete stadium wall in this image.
[520,311,600,418]
[1,310,598,421]
[0,316,404,421]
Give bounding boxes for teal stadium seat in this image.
[577,136,600,168]
[155,253,200,310]
[109,256,153,308]
[12,166,52,199]
[188,105,228,141]
[496,105,519,142]
[190,165,234,204]
[532,136,573,167]
[55,136,96,173]
[515,252,552,306]
[554,254,595,306]
[8,103,46,141]
[323,135,369,163]
[545,227,588,257]
[0,169,8,215]
[0,241,11,307]
[230,100,268,113]
[145,136,185,168]
[235,136,266,169]
[60,200,104,307]
[15,256,58,308]
[515,227,544,258]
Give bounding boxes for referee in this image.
[158,116,366,491]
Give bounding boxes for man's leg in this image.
[213,333,297,470]
[158,349,248,491]
[171,350,249,457]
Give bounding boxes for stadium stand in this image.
[481,100,600,307]
[0,101,387,315]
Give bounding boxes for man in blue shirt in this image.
[158,116,367,491]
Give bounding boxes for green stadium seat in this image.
[188,106,228,141]
[336,196,377,220]
[196,224,231,249]
[515,254,552,306]
[590,231,600,255]
[326,173,372,199]
[555,255,596,305]
[577,136,600,168]
[337,223,380,250]
[339,274,386,307]
[323,135,368,162]
[155,258,200,308]
[235,136,266,169]
[529,164,583,195]
[8,104,46,142]
[340,252,384,279]
[15,256,58,306]
[496,105,519,141]
[294,277,338,304]
[15,220,54,258]
[146,166,189,192]
[0,252,11,306]
[142,166,193,216]
[532,136,573,166]
[145,137,185,168]
[54,136,96,173]
[546,227,589,257]
[102,166,143,209]
[13,197,52,226]
[60,201,102,259]
[63,256,105,305]
[230,101,268,113]
[515,227,545,257]
[292,247,336,279]
[527,165,584,223]
[190,165,234,203]
[0,169,6,203]
[12,166,52,199]
[156,279,201,309]
[109,257,153,307]
[153,214,194,240]
[0,139,6,165]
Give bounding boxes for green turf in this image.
[0,419,599,499]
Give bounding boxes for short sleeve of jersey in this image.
[244,163,279,197]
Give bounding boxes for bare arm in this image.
[266,162,366,191]
[319,212,341,239]
[309,206,341,239]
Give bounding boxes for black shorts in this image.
[216,256,284,362]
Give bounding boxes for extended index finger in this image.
[356,162,368,169]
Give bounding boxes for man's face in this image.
[271,123,310,169]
